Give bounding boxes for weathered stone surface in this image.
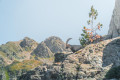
[32,42,53,58]
[20,37,38,50]
[2,36,120,80]
[108,0,120,38]
[0,36,71,80]
[44,36,70,53]
[19,37,120,80]
[31,36,71,58]
[18,65,61,80]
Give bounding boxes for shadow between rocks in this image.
[54,52,73,63]
[102,38,120,79]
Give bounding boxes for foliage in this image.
[1,68,10,80]
[105,66,120,79]
[0,42,20,54]
[79,27,90,47]
[0,42,22,61]
[4,69,10,80]
[80,6,103,46]
[0,41,36,62]
[0,51,6,57]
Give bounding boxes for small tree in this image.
[80,6,103,46]
[79,26,90,47]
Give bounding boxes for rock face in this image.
[0,37,39,80]
[0,37,38,66]
[32,42,53,58]
[32,36,70,58]
[2,36,120,80]
[20,37,38,51]
[44,36,70,53]
[19,37,120,80]
[108,0,120,38]
[0,36,71,80]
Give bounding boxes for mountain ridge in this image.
[0,36,70,80]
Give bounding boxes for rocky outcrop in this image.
[108,0,120,38]
[19,37,120,80]
[44,36,70,53]
[31,36,70,58]
[32,42,53,58]
[18,65,61,80]
[0,37,38,65]
[2,36,120,80]
[0,37,39,80]
[20,37,38,51]
[0,36,71,80]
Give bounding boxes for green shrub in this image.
[4,69,9,80]
[79,26,90,47]
[79,6,102,47]
[1,68,10,80]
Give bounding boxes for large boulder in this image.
[108,0,120,38]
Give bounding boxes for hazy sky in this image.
[0,0,115,45]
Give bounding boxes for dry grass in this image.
[8,60,43,71]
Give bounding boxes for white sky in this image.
[0,0,115,45]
